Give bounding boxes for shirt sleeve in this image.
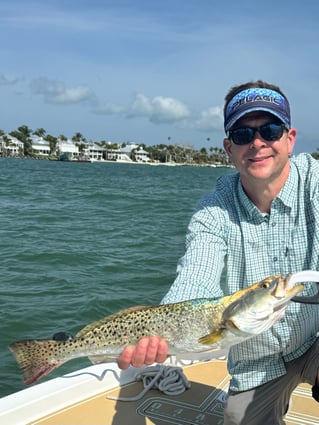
[161,203,227,304]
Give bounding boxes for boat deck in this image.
[29,360,318,425]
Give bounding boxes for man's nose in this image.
[250,131,267,147]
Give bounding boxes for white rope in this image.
[107,364,191,402]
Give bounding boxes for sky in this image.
[1,0,319,153]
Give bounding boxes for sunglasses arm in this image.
[291,282,319,304]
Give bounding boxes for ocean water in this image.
[0,158,234,398]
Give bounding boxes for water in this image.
[0,158,234,398]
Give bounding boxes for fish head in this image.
[222,274,304,336]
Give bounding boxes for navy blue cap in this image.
[224,88,291,132]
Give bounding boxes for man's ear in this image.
[287,128,297,154]
[223,138,232,159]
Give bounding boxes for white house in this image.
[0,134,24,156]
[135,147,151,162]
[31,136,50,156]
[57,139,79,160]
[104,143,132,162]
[120,143,150,162]
[82,142,106,161]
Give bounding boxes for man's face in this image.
[223,112,296,184]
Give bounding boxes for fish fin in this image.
[76,305,148,337]
[89,355,117,364]
[198,329,225,345]
[9,340,65,385]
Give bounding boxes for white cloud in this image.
[99,93,190,124]
[30,77,93,104]
[127,93,152,118]
[195,106,224,130]
[25,75,223,134]
[150,96,190,123]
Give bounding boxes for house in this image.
[57,139,79,160]
[119,143,151,162]
[104,143,133,162]
[0,134,24,157]
[31,136,50,156]
[82,142,106,161]
[135,147,151,162]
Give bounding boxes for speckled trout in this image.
[9,271,319,385]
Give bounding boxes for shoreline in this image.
[0,156,233,168]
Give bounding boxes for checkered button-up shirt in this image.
[162,153,319,391]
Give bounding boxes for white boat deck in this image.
[0,359,318,425]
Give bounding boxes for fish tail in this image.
[9,339,66,385]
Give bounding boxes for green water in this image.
[0,158,234,397]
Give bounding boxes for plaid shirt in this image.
[162,153,319,391]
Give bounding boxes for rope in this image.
[107,364,191,402]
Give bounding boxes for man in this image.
[117,80,319,424]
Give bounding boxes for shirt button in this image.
[273,257,278,262]
[272,222,277,227]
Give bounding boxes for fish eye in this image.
[261,282,269,289]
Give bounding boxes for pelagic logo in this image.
[231,94,281,111]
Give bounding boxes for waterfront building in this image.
[30,136,50,156]
[57,139,79,160]
[0,134,24,157]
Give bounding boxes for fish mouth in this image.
[270,275,303,300]
[285,270,319,289]
[275,270,319,304]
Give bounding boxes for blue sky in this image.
[1,0,319,153]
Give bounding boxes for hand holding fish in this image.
[9,271,319,385]
[118,271,319,370]
[117,336,168,370]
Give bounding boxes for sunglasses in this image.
[228,123,287,145]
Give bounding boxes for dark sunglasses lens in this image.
[231,128,254,145]
[259,123,284,141]
[230,123,285,145]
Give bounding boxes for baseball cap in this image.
[224,87,291,132]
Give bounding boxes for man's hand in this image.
[117,336,168,370]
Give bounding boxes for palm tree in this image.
[46,134,58,155]
[33,128,46,138]
[10,125,33,156]
[72,132,85,143]
[2,135,12,157]
[58,134,68,142]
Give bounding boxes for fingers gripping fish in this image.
[9,271,319,385]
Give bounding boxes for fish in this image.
[9,270,319,385]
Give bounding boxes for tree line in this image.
[0,125,232,165]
